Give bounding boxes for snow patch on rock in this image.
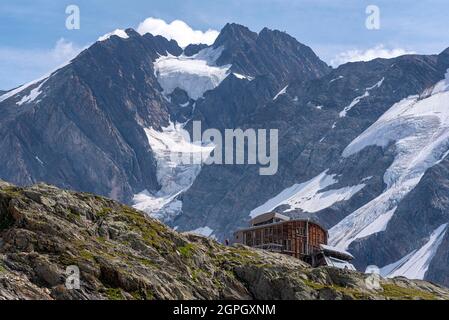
[0,60,74,106]
[380,223,448,280]
[16,79,48,106]
[330,75,344,83]
[339,77,384,117]
[273,85,288,101]
[0,77,48,104]
[232,73,254,81]
[250,171,366,218]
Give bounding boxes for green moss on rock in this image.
[178,243,196,259]
[106,288,124,300]
[381,283,437,300]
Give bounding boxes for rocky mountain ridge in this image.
[1,181,448,300]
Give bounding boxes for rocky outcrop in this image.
[1,181,448,300]
[183,44,208,56]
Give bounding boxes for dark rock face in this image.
[183,23,332,131]
[183,43,208,56]
[427,227,449,286]
[1,181,448,300]
[167,88,195,123]
[214,23,330,85]
[0,30,185,203]
[186,75,278,131]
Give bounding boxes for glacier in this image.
[133,122,214,222]
[154,46,231,100]
[330,70,449,250]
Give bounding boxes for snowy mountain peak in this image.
[98,28,130,42]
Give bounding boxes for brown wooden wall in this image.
[237,221,327,258]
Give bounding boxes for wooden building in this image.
[234,212,328,259]
[234,212,355,270]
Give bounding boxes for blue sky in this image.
[1,0,449,89]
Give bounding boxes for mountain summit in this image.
[213,23,330,83]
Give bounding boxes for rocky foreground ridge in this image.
[0,180,448,300]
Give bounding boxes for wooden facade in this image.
[234,217,328,259]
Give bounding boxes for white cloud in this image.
[330,45,416,67]
[136,17,219,48]
[0,38,82,90]
[51,38,82,62]
[98,29,130,42]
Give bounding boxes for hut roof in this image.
[320,244,354,261]
[250,212,290,226]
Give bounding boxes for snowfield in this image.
[133,122,214,222]
[380,223,448,280]
[154,46,231,100]
[330,70,449,250]
[250,171,366,218]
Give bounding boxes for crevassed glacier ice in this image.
[154,46,231,100]
[330,71,449,250]
[133,122,214,222]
